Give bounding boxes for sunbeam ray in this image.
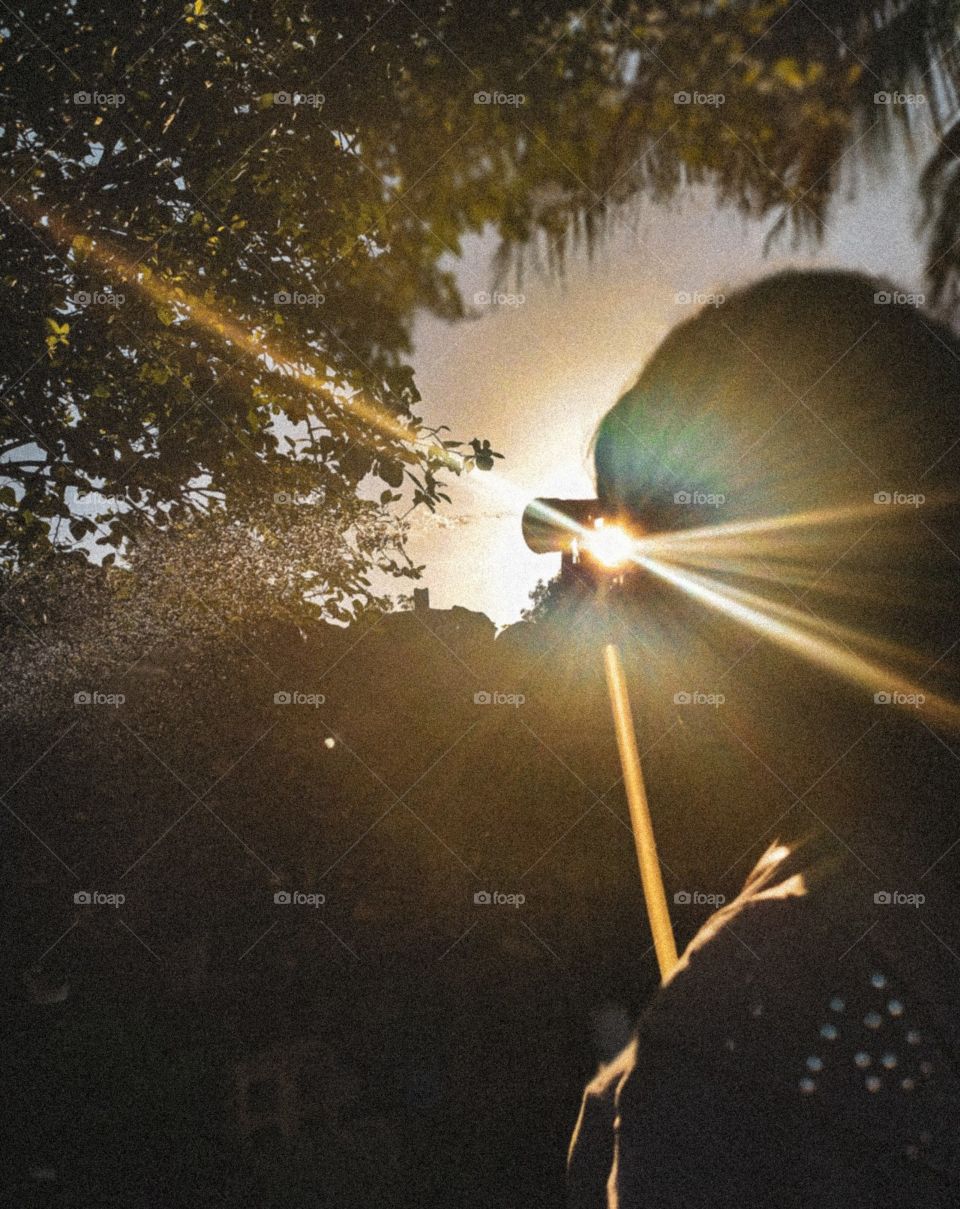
[637,555,960,729]
[4,193,460,472]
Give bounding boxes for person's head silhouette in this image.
[571,270,960,1209]
[591,268,960,873]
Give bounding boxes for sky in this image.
[402,146,930,627]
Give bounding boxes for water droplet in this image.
[799,1077,816,1095]
[854,1051,871,1069]
[870,972,888,990]
[806,1055,824,1072]
[749,1003,764,1018]
[820,1023,838,1041]
[864,1011,882,1029]
[901,1078,916,1092]
[830,996,845,1013]
[887,999,904,1017]
[865,1075,882,1092]
[724,1038,736,1052]
[881,1052,897,1069]
[920,1061,933,1076]
[906,1030,921,1046]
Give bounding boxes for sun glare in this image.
[584,519,635,568]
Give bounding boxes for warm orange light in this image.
[603,643,679,983]
[584,519,635,568]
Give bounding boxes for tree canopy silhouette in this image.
[2,0,959,604]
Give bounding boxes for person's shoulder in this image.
[663,838,866,1003]
[611,839,960,1204]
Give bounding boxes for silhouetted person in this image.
[569,270,960,1207]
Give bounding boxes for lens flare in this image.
[4,192,459,472]
[636,554,960,729]
[584,520,635,568]
[18,188,957,733]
